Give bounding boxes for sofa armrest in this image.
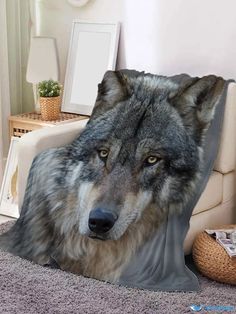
[18,118,89,209]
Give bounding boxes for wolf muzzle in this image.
[88,208,118,234]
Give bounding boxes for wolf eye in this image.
[144,156,161,166]
[98,149,109,159]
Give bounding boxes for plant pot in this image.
[39,96,61,121]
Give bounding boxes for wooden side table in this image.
[9,112,89,138]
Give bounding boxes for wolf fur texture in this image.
[0,70,224,282]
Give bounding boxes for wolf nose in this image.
[88,208,118,234]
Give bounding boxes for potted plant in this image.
[38,79,62,121]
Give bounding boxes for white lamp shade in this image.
[26,37,59,84]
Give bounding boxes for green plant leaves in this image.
[38,79,62,97]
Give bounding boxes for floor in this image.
[0,215,16,224]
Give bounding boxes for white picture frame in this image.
[62,20,120,115]
[0,137,20,218]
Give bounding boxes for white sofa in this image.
[17,83,236,254]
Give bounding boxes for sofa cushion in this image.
[222,171,235,203]
[184,198,235,254]
[193,171,223,215]
[214,82,236,174]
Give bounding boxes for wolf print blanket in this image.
[0,70,230,291]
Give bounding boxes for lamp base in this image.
[34,101,41,114]
[33,84,41,114]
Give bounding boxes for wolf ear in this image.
[90,71,132,121]
[169,75,225,143]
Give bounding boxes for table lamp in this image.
[26,37,59,113]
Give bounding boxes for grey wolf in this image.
[0,70,224,282]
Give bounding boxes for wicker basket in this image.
[192,225,236,285]
[39,96,61,121]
